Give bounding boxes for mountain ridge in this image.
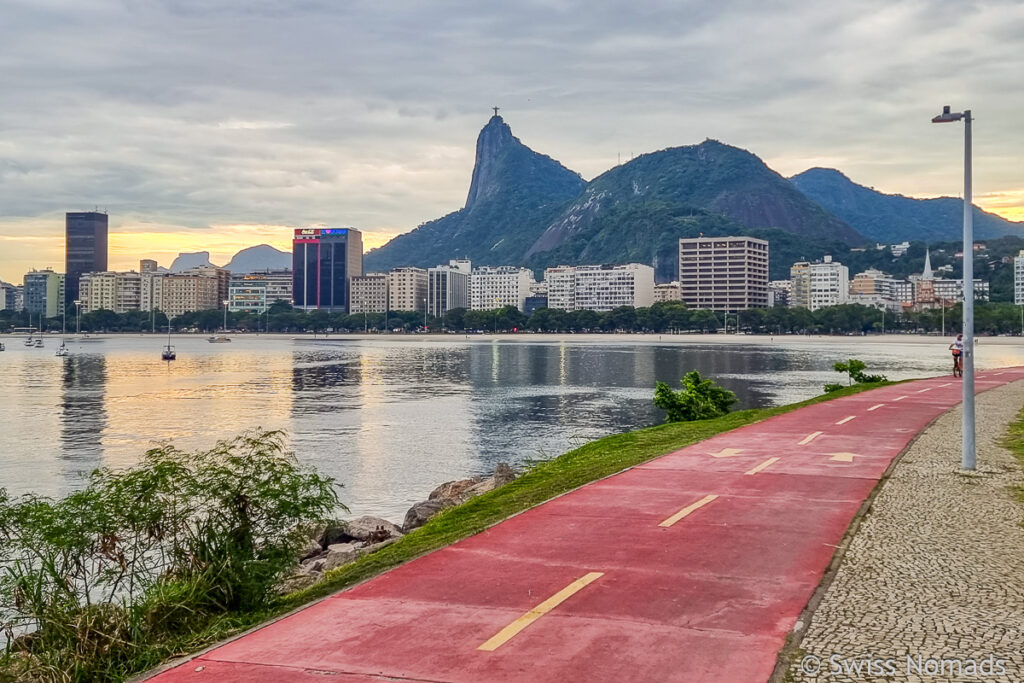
[790,167,1024,242]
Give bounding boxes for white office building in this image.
[427,260,471,317]
[543,263,655,312]
[470,266,535,311]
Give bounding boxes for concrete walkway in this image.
[148,370,1024,682]
[789,380,1024,682]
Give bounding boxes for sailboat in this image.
[161,320,176,361]
[55,305,69,356]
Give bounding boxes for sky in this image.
[2,0,1023,284]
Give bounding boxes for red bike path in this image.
[148,369,1024,682]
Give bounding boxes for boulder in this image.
[402,499,452,532]
[299,537,324,561]
[277,570,318,595]
[318,516,403,547]
[322,542,361,571]
[301,557,327,573]
[462,463,518,499]
[429,477,482,502]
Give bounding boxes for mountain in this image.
[169,251,217,272]
[524,140,865,280]
[224,244,291,273]
[364,115,586,271]
[791,167,1024,243]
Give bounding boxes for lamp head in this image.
[932,105,964,123]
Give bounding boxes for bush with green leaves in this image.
[653,371,737,422]
[0,430,341,682]
[826,359,888,393]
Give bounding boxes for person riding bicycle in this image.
[949,333,965,376]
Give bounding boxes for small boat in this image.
[34,339,44,348]
[162,321,176,361]
[207,336,232,343]
[24,337,34,346]
[55,342,69,357]
[0,342,5,352]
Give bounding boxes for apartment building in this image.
[387,267,428,312]
[427,260,471,317]
[653,282,682,303]
[227,269,293,313]
[350,273,389,313]
[79,271,142,313]
[678,236,769,311]
[543,263,655,312]
[470,266,535,311]
[790,257,848,311]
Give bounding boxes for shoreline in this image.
[4,330,1022,347]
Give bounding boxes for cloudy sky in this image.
[2,0,1023,283]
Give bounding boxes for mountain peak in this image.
[465,114,520,208]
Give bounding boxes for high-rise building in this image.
[292,228,363,311]
[79,271,142,313]
[427,260,471,317]
[141,273,165,312]
[23,269,65,318]
[350,274,389,313]
[470,266,535,311]
[1015,251,1024,305]
[0,281,20,311]
[159,267,224,318]
[227,269,293,313]
[65,212,108,305]
[140,259,158,274]
[387,267,428,312]
[543,263,655,312]
[790,256,849,311]
[678,236,769,311]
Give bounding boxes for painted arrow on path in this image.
[827,452,860,463]
[709,448,745,458]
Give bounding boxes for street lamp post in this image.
[932,104,975,471]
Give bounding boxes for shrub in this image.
[0,430,342,682]
[826,359,888,393]
[653,371,737,422]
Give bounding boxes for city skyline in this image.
[3,1,1024,284]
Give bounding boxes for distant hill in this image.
[169,251,217,272]
[364,115,586,272]
[791,167,1024,243]
[224,244,291,273]
[526,140,864,280]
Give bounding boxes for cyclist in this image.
[949,333,964,377]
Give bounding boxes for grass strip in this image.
[1000,404,1024,511]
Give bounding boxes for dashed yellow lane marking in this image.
[478,572,604,651]
[658,494,719,527]
[867,404,885,411]
[893,396,908,401]
[798,431,823,445]
[835,415,856,425]
[745,457,780,475]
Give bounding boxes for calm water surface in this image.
[2,333,1021,521]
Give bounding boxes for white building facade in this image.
[427,260,471,317]
[470,266,535,311]
[1015,251,1024,305]
[543,263,655,312]
[228,269,293,313]
[79,271,142,313]
[387,267,427,312]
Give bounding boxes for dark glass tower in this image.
[292,228,363,311]
[65,212,109,304]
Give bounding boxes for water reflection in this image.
[59,354,107,481]
[3,335,1024,521]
